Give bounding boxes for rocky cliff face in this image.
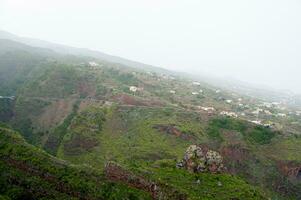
[177,145,225,173]
[105,162,187,200]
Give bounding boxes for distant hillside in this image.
[2,30,297,105]
[0,39,56,56]
[0,30,170,74]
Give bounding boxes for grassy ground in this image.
[0,127,152,200]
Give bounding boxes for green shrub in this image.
[208,117,276,145]
[247,126,275,145]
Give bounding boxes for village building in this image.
[88,61,99,67]
[263,123,274,128]
[262,102,273,108]
[220,111,238,118]
[244,104,250,108]
[264,110,273,115]
[192,82,201,86]
[129,86,138,92]
[198,106,215,112]
[170,90,176,94]
[252,108,263,115]
[276,113,287,117]
[192,92,199,95]
[226,99,232,104]
[249,120,262,125]
[272,102,281,106]
[248,120,274,128]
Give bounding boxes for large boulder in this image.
[177,145,225,173]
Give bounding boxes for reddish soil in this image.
[78,99,104,112]
[220,145,251,174]
[64,134,99,156]
[153,124,196,141]
[77,82,96,98]
[112,94,164,107]
[37,99,75,130]
[222,130,244,145]
[277,161,301,180]
[4,158,92,200]
[105,162,187,200]
[221,145,249,163]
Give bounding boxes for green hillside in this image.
[0,127,152,200]
[0,39,300,199]
[0,127,267,200]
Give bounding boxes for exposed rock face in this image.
[177,145,225,173]
[277,161,301,180]
[105,162,187,200]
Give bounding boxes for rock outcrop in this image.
[177,145,225,173]
[277,161,301,180]
[105,162,187,200]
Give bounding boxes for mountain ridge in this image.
[0,30,171,74]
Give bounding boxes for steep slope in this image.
[0,126,267,200]
[55,104,301,199]
[0,127,152,200]
[0,40,50,95]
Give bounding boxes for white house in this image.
[216,90,221,93]
[264,110,273,115]
[220,111,238,118]
[249,120,262,125]
[272,102,281,106]
[198,106,215,112]
[129,86,138,92]
[276,113,286,117]
[88,61,99,67]
[262,102,273,108]
[252,108,263,115]
[170,90,176,94]
[192,92,199,95]
[192,82,201,86]
[226,100,233,104]
[263,122,274,128]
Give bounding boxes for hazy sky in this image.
[1,0,300,93]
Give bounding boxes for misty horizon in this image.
[1,0,300,94]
